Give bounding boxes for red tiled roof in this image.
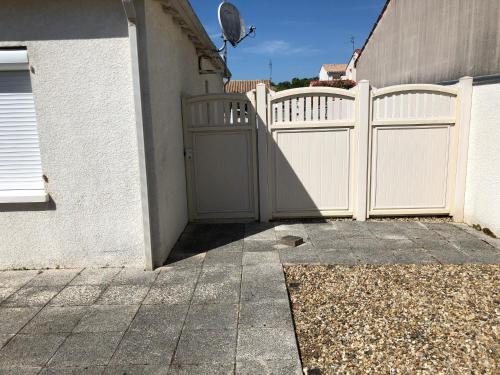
[322,64,348,73]
[225,80,271,93]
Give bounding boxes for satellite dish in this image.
[218,2,246,47]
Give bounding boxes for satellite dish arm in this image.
[234,26,256,46]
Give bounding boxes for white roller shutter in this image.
[0,50,46,203]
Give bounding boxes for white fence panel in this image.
[369,85,460,215]
[267,88,357,217]
[182,94,258,220]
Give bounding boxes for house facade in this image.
[341,49,360,81]
[356,0,500,236]
[318,64,347,81]
[0,0,227,270]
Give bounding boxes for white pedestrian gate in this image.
[182,77,473,222]
[182,93,258,220]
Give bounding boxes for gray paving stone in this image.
[27,269,82,287]
[109,330,178,366]
[274,223,309,240]
[2,286,61,307]
[209,240,244,253]
[184,303,238,330]
[128,304,188,334]
[191,266,240,305]
[105,365,169,375]
[0,366,42,374]
[412,238,456,249]
[166,253,206,268]
[204,251,243,267]
[242,263,284,280]
[403,228,445,241]
[310,237,349,249]
[39,366,104,374]
[350,248,396,264]
[155,267,201,286]
[173,329,237,365]
[242,251,280,266]
[460,248,500,264]
[0,333,67,366]
[168,363,233,375]
[241,278,288,303]
[144,283,196,305]
[49,285,104,306]
[237,328,298,361]
[96,285,150,305]
[236,359,303,375]
[21,306,88,334]
[111,269,159,285]
[0,334,14,349]
[70,268,121,286]
[449,238,496,252]
[243,240,277,252]
[244,223,276,241]
[73,305,139,333]
[0,307,40,334]
[317,249,358,265]
[49,332,123,367]
[348,238,384,251]
[0,288,16,303]
[378,239,418,250]
[0,270,38,289]
[426,247,472,264]
[392,249,437,264]
[278,248,322,264]
[239,299,293,329]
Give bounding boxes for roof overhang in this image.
[155,0,230,78]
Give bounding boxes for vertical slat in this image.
[305,96,312,121]
[223,100,230,125]
[291,97,297,122]
[319,96,326,121]
[327,96,334,121]
[312,96,319,121]
[284,99,290,123]
[338,98,344,120]
[276,101,283,123]
[298,96,305,121]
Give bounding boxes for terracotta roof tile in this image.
[225,80,271,93]
[321,64,348,73]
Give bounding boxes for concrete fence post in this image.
[453,76,473,222]
[256,83,271,222]
[355,80,370,221]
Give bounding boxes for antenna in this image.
[350,36,355,52]
[269,59,273,83]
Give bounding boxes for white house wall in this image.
[139,0,224,267]
[0,0,145,269]
[464,82,500,236]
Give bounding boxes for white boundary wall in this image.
[464,82,500,236]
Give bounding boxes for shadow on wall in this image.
[0,0,129,41]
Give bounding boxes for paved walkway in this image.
[0,221,498,374]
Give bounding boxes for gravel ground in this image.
[285,265,499,374]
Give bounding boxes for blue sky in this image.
[190,0,387,82]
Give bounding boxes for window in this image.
[0,49,46,203]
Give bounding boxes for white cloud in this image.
[242,40,319,55]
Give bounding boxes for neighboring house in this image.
[226,79,271,93]
[318,64,347,81]
[341,49,361,81]
[356,0,500,236]
[0,0,228,270]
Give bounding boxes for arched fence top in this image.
[184,93,251,104]
[372,84,458,98]
[270,87,357,101]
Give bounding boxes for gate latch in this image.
[184,148,193,160]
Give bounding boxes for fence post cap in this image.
[459,76,473,82]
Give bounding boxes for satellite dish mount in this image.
[217,1,256,64]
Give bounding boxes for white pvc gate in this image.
[182,78,472,222]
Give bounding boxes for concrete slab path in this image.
[0,221,498,374]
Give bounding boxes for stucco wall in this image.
[0,0,146,269]
[464,82,500,237]
[357,0,500,87]
[137,0,224,267]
